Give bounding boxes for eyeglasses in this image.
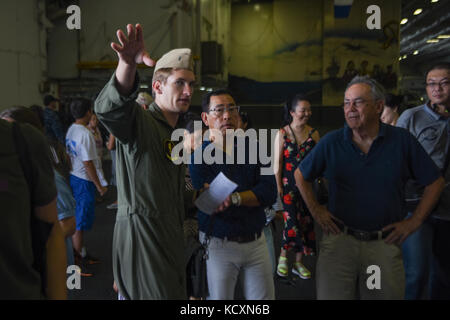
[426,80,450,89]
[209,105,240,117]
[343,98,371,108]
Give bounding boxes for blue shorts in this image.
[70,175,96,231]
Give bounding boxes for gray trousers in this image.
[317,233,405,300]
[200,232,275,300]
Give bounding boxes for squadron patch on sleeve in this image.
[163,139,179,162]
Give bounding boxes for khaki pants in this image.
[317,233,405,300]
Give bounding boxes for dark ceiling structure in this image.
[232,0,450,69]
[400,0,450,69]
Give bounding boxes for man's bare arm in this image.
[34,198,67,300]
[59,217,76,238]
[384,176,445,245]
[83,160,107,196]
[239,191,260,207]
[294,168,340,235]
[106,134,116,151]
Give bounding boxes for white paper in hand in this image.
[194,172,238,215]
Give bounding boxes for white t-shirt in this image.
[66,123,107,186]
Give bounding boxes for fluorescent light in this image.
[200,86,206,91]
[139,84,149,89]
[431,0,439,3]
[414,8,423,15]
[413,50,419,55]
[437,35,450,39]
[398,57,402,61]
[403,54,407,59]
[427,39,440,43]
[400,18,408,25]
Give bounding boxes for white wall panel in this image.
[0,0,44,111]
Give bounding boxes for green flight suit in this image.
[95,73,187,299]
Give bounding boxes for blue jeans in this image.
[402,213,434,299]
[402,213,450,299]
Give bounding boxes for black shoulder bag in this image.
[185,217,212,299]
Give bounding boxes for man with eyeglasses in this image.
[94,24,196,299]
[188,89,277,299]
[294,75,444,299]
[397,62,450,300]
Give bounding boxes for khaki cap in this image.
[153,48,194,74]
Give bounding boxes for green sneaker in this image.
[277,256,288,277]
[292,262,311,279]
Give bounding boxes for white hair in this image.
[346,75,386,102]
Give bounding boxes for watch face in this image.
[231,193,238,205]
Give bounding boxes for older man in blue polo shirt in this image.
[295,75,445,300]
[397,62,450,300]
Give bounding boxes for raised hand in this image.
[111,24,155,67]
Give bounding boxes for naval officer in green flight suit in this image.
[94,23,196,299]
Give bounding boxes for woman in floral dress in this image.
[275,94,320,279]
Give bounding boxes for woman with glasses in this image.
[275,94,320,279]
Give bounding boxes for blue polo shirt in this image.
[189,139,277,238]
[299,122,441,231]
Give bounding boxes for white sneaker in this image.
[107,202,118,210]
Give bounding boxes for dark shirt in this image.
[43,107,65,144]
[0,120,57,299]
[189,139,277,238]
[299,122,441,231]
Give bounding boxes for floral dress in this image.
[281,126,317,255]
